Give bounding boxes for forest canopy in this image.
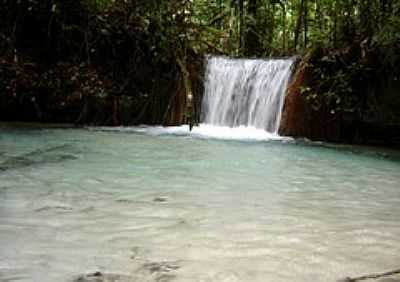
[2,0,399,61]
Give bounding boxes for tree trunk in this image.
[333,0,337,48]
[360,0,373,38]
[316,0,322,33]
[282,3,286,51]
[245,0,258,56]
[294,0,304,50]
[112,96,119,126]
[239,0,244,52]
[219,0,223,30]
[304,0,308,48]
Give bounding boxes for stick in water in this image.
[339,268,400,282]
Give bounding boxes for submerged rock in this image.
[74,272,133,282]
[130,261,180,282]
[142,262,179,274]
[0,144,78,172]
[153,197,168,203]
[155,274,176,282]
[34,206,73,213]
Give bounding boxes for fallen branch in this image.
[339,268,400,282]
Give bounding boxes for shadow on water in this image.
[291,138,400,163]
[0,144,79,172]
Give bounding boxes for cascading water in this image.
[93,57,295,141]
[201,56,294,134]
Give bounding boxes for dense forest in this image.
[0,0,399,145]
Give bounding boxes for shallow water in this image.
[0,125,400,282]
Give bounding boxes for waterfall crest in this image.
[201,56,294,134]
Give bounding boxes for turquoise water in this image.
[0,125,399,282]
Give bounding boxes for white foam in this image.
[202,57,294,133]
[90,124,291,142]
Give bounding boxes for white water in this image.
[202,56,294,134]
[92,124,290,141]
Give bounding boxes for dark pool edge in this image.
[1,121,400,155]
[0,121,81,129]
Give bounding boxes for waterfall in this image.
[201,56,294,134]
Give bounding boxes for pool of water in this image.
[0,125,399,282]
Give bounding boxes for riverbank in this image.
[0,122,78,129]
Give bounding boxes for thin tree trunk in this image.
[219,0,223,30]
[245,0,258,55]
[333,0,337,48]
[304,0,308,48]
[112,96,119,126]
[229,0,236,52]
[360,0,373,37]
[282,3,286,51]
[294,0,304,50]
[316,0,322,33]
[239,0,244,52]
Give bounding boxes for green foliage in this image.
[0,0,399,124]
[301,43,387,121]
[2,0,398,59]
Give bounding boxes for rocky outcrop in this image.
[280,44,400,147]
